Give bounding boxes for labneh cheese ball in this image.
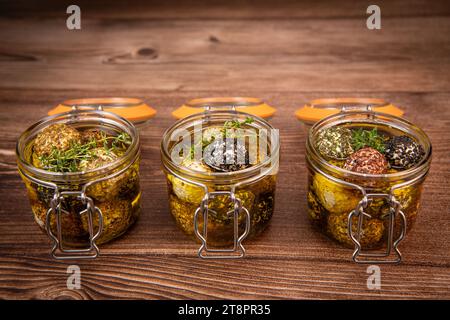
[385,135,424,169]
[33,123,81,157]
[81,129,107,147]
[327,213,384,248]
[343,147,388,174]
[316,127,354,159]
[204,138,251,172]
[32,123,131,173]
[312,173,360,214]
[79,148,118,171]
[81,199,133,244]
[167,158,207,204]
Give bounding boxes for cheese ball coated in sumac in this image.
[344,147,388,174]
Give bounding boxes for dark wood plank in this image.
[0,0,449,299]
[0,16,449,92]
[1,254,450,299]
[2,0,450,19]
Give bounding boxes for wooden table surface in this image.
[0,0,449,299]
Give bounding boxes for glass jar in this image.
[161,108,279,258]
[306,107,432,263]
[16,110,141,259]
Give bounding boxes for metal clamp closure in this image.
[69,104,104,122]
[46,190,103,260]
[204,105,237,112]
[348,193,407,264]
[341,104,373,113]
[193,190,251,259]
[341,104,376,121]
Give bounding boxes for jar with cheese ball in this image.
[161,107,279,259]
[303,100,431,263]
[16,98,155,259]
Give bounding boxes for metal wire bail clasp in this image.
[348,193,407,264]
[193,190,251,259]
[69,104,104,122]
[341,103,376,121]
[70,104,104,112]
[46,190,103,260]
[203,105,238,123]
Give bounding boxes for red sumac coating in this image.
[344,147,388,174]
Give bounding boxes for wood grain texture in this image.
[0,0,449,300]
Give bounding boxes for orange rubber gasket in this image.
[295,98,404,125]
[48,97,156,123]
[172,97,276,119]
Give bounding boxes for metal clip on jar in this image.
[16,101,148,259]
[303,100,431,264]
[162,101,279,259]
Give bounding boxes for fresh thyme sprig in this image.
[223,117,254,130]
[39,132,131,172]
[222,117,254,138]
[188,137,215,159]
[351,128,386,153]
[106,132,132,153]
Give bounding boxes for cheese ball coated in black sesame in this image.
[385,135,424,169]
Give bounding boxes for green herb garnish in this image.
[351,128,386,153]
[223,117,254,130]
[222,117,254,138]
[108,132,132,151]
[187,137,215,159]
[39,132,131,172]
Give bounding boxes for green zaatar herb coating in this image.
[316,127,354,159]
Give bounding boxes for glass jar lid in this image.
[296,98,404,125]
[17,109,140,183]
[48,97,156,127]
[172,97,276,119]
[161,109,279,185]
[306,110,431,183]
